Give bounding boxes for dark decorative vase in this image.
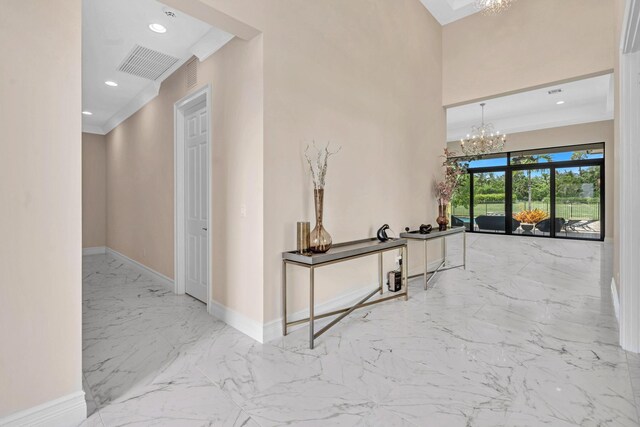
[310,188,332,253]
[436,202,449,231]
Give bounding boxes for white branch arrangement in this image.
[304,141,341,189]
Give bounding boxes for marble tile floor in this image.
[81,235,640,426]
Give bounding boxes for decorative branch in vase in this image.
[435,148,468,231]
[304,142,341,253]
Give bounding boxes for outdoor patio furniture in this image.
[536,218,566,235]
[475,215,520,232]
[566,219,598,231]
[451,215,465,228]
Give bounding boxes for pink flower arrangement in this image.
[435,148,467,206]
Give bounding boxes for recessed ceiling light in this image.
[105,80,118,87]
[556,101,565,105]
[82,111,93,116]
[149,23,167,33]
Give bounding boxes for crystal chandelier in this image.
[475,0,515,15]
[460,103,506,157]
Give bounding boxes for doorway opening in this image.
[450,143,605,241]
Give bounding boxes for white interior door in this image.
[184,101,208,303]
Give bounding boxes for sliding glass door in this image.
[555,166,602,240]
[451,143,605,241]
[511,168,551,236]
[451,173,471,230]
[473,172,506,233]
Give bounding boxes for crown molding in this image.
[190,28,234,62]
[82,123,107,135]
[102,80,162,135]
[419,0,479,25]
[92,29,234,136]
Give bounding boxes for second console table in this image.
[400,226,466,290]
[282,238,408,349]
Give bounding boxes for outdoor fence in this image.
[452,201,600,220]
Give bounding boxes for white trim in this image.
[209,258,445,344]
[82,246,106,256]
[262,258,446,343]
[618,29,640,352]
[262,286,379,344]
[106,247,174,289]
[101,82,162,135]
[0,391,86,427]
[189,29,234,62]
[86,27,234,136]
[208,300,264,343]
[174,85,212,313]
[81,124,106,135]
[622,0,640,54]
[612,277,620,324]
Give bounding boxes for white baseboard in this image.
[208,299,264,343]
[105,247,174,290]
[82,246,106,256]
[0,391,86,427]
[262,286,378,343]
[612,277,620,324]
[261,257,446,343]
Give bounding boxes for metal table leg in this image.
[404,245,409,300]
[309,266,315,349]
[443,235,447,266]
[378,252,383,295]
[463,231,467,270]
[424,240,428,290]
[282,261,287,336]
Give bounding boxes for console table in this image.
[282,238,408,349]
[400,226,466,290]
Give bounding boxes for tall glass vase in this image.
[310,188,332,253]
[436,201,449,231]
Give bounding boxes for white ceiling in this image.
[82,0,233,134]
[447,74,614,141]
[419,0,480,25]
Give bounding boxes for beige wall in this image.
[448,121,614,238]
[106,36,265,321]
[83,133,107,248]
[135,0,447,327]
[0,0,82,418]
[443,0,616,106]
[259,0,444,323]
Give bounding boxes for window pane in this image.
[473,172,506,233]
[451,173,471,230]
[511,144,604,165]
[555,166,602,240]
[511,168,551,236]
[467,156,507,169]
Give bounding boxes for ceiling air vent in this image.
[186,58,198,88]
[117,45,179,81]
[548,89,563,95]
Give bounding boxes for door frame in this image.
[174,84,212,310]
[619,0,640,352]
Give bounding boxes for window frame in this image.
[450,142,605,241]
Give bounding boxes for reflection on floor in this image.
[82,235,640,426]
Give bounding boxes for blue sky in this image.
[467,151,602,169]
